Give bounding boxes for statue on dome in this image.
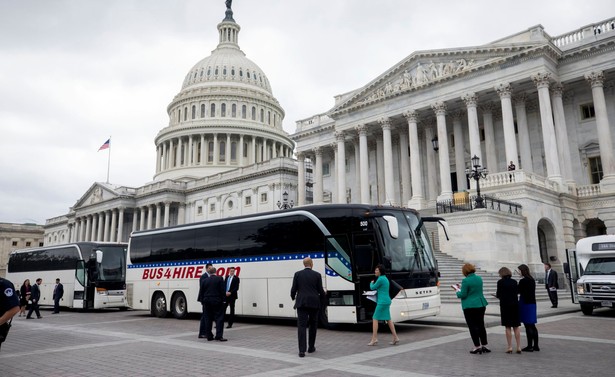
[224,0,234,21]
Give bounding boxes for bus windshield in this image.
[96,246,127,282]
[377,210,437,274]
[584,258,615,275]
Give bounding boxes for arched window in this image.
[208,141,214,162]
[201,104,206,118]
[231,68,235,76]
[232,104,237,118]
[210,103,216,117]
[178,109,181,123]
[251,106,256,120]
[223,67,227,75]
[191,105,196,120]
[247,71,251,79]
[221,103,226,117]
[243,142,248,158]
[215,67,219,75]
[219,141,226,162]
[242,105,247,119]
[267,111,271,125]
[207,67,211,76]
[184,107,188,121]
[260,109,264,122]
[239,69,243,77]
[231,142,237,161]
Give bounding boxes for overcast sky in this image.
[0,0,612,225]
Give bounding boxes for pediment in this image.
[330,43,552,114]
[74,182,120,209]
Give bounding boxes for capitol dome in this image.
[153,4,293,182]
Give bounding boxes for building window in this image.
[219,141,226,162]
[268,111,271,125]
[231,142,237,161]
[184,107,188,121]
[201,104,206,118]
[26,241,31,247]
[221,103,226,117]
[197,206,203,215]
[260,193,267,203]
[589,156,603,184]
[260,109,264,122]
[39,242,43,247]
[242,105,247,119]
[243,142,248,158]
[232,104,237,117]
[450,134,455,148]
[323,162,330,176]
[208,141,214,162]
[251,106,256,120]
[245,196,252,206]
[12,241,17,246]
[178,109,181,122]
[581,103,596,120]
[211,103,216,117]
[191,105,196,119]
[480,128,485,141]
[210,203,216,212]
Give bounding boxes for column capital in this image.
[585,70,605,88]
[402,110,418,122]
[334,130,345,142]
[378,118,392,130]
[355,123,368,136]
[451,109,465,121]
[550,82,564,97]
[431,101,447,115]
[462,92,478,107]
[296,152,306,161]
[495,82,513,98]
[531,72,552,89]
[513,93,527,106]
[480,102,496,114]
[313,146,323,156]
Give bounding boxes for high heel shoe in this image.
[469,348,482,354]
[367,340,378,346]
[389,338,400,345]
[505,349,513,354]
[516,349,522,354]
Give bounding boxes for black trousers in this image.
[463,306,488,347]
[225,299,236,326]
[27,300,41,318]
[204,300,224,339]
[547,289,558,307]
[199,303,213,338]
[53,298,61,313]
[297,307,319,353]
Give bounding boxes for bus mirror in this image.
[95,250,103,264]
[382,216,398,239]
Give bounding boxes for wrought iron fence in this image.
[436,195,522,214]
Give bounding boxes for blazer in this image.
[53,283,64,300]
[201,275,225,305]
[290,268,325,309]
[369,275,392,305]
[545,269,559,289]
[496,276,518,306]
[518,277,536,304]
[31,283,41,302]
[456,273,488,310]
[197,272,209,303]
[225,275,240,301]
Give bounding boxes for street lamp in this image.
[431,136,439,152]
[465,155,488,209]
[277,191,294,210]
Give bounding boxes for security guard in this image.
[0,277,20,351]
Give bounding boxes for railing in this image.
[576,184,601,197]
[552,17,615,48]
[436,195,522,215]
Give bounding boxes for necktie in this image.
[227,277,232,291]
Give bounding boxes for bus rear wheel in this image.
[151,292,168,318]
[171,292,188,319]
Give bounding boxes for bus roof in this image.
[10,242,128,255]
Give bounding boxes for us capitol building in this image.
[45,4,615,277]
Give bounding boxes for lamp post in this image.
[465,155,488,209]
[431,136,439,152]
[277,191,294,210]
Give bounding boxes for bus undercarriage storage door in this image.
[73,260,86,309]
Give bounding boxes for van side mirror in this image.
[95,250,103,264]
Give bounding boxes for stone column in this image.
[335,131,347,204]
[103,210,111,242]
[550,83,575,185]
[297,153,306,206]
[353,137,360,203]
[213,134,219,164]
[376,136,385,204]
[452,110,467,191]
[110,209,117,242]
[399,128,411,204]
[91,214,98,241]
[178,203,186,225]
[481,103,498,172]
[252,136,257,164]
[313,148,323,204]
[585,71,615,191]
[117,207,125,242]
[462,93,482,164]
[239,134,244,166]
[156,145,161,173]
[84,215,91,241]
[132,209,138,233]
[96,213,104,241]
[188,135,193,166]
[328,145,337,203]
[495,82,519,168]
[175,138,182,167]
[432,102,453,200]
[226,134,231,165]
[513,94,533,172]
[532,72,563,185]
[139,207,146,231]
[200,134,205,165]
[425,125,438,201]
[155,203,162,228]
[164,201,171,228]
[147,205,154,230]
[356,124,370,204]
[404,111,425,209]
[379,118,396,205]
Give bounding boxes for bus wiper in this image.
[417,216,449,240]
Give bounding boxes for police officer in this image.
[0,277,20,351]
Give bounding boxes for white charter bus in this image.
[7,242,129,310]
[126,204,445,324]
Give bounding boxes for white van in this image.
[575,235,615,315]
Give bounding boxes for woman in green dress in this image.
[368,264,400,346]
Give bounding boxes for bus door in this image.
[73,260,87,309]
[352,233,380,320]
[565,248,580,304]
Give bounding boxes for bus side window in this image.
[355,245,374,275]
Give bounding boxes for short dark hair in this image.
[36,278,42,283]
[229,267,235,270]
[544,262,551,268]
[375,264,386,274]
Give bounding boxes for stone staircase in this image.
[435,250,552,304]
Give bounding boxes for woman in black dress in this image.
[518,264,539,351]
[496,267,521,353]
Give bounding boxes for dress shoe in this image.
[307,347,316,353]
[226,325,232,329]
[469,348,482,354]
[207,338,214,341]
[521,346,534,352]
[37,316,43,319]
[52,312,59,314]
[26,317,32,319]
[215,337,228,342]
[551,305,557,308]
[299,352,305,357]
[481,346,491,353]
[532,346,540,352]
[198,335,207,339]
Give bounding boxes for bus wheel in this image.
[171,292,188,319]
[151,292,168,318]
[581,303,594,316]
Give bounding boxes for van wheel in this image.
[151,292,168,318]
[581,303,593,315]
[171,292,188,319]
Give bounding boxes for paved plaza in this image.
[1,300,614,377]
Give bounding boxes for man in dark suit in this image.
[26,278,43,319]
[290,257,326,358]
[197,263,213,339]
[52,278,64,314]
[544,263,559,308]
[224,267,240,328]
[201,266,227,341]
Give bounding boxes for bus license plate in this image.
[601,301,613,307]
[422,302,429,310]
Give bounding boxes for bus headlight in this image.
[577,284,584,295]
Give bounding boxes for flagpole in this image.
[106,136,111,183]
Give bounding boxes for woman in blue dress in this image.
[368,264,400,346]
[518,264,539,351]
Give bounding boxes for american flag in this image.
[98,139,110,151]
